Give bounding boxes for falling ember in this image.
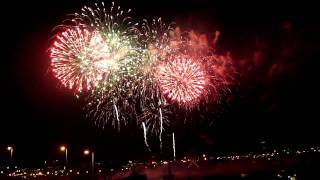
[159,108,163,151]
[114,103,120,132]
[158,55,206,106]
[172,132,176,161]
[142,122,151,152]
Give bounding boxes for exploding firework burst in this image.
[80,3,147,129]
[163,29,236,110]
[50,2,141,93]
[158,55,207,106]
[50,28,114,92]
[50,2,146,130]
[131,18,176,143]
[49,1,238,152]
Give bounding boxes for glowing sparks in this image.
[114,103,120,132]
[49,1,238,152]
[51,28,111,92]
[159,108,163,151]
[50,27,134,93]
[158,55,206,106]
[142,122,151,152]
[172,132,176,160]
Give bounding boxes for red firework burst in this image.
[158,55,207,106]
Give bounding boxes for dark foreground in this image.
[1,151,318,179]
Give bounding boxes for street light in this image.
[7,146,13,162]
[84,149,90,155]
[60,146,68,170]
[83,149,95,178]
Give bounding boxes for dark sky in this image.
[1,0,319,167]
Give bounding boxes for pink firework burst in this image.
[158,55,207,106]
[50,28,114,92]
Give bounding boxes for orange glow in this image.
[7,146,13,151]
[60,146,66,151]
[83,149,90,155]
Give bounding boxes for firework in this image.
[51,2,148,129]
[132,18,174,139]
[142,122,151,152]
[152,28,237,111]
[49,1,237,151]
[157,55,207,106]
[51,28,114,92]
[172,132,176,161]
[159,108,163,150]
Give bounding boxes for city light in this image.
[60,146,66,152]
[83,149,90,155]
[59,146,68,170]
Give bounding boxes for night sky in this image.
[1,0,319,167]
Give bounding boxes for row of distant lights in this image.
[277,170,298,180]
[2,146,319,177]
[1,169,104,178]
[117,146,320,171]
[114,147,319,180]
[207,146,320,161]
[0,145,99,178]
